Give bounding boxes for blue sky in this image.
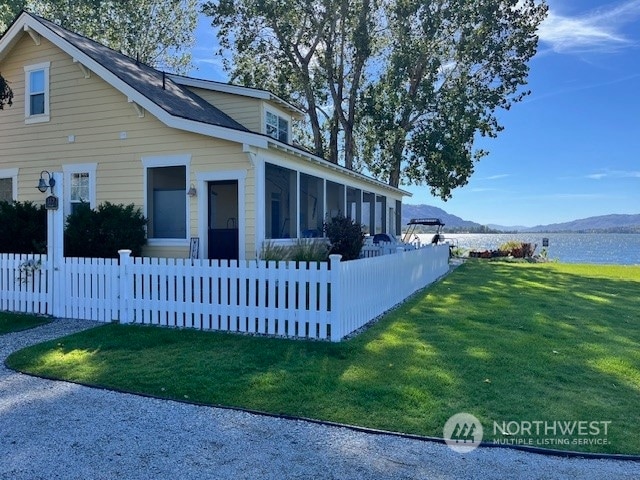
[189,0,640,227]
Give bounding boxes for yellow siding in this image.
[187,87,262,133]
[0,34,256,259]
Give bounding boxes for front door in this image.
[208,180,239,260]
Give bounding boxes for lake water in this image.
[415,233,640,265]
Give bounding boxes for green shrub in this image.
[259,239,329,263]
[498,241,536,258]
[0,74,13,110]
[0,201,46,254]
[259,241,290,261]
[289,239,329,262]
[323,215,364,261]
[65,202,147,258]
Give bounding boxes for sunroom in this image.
[263,161,404,245]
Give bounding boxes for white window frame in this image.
[265,108,290,143]
[24,62,51,124]
[142,154,192,247]
[63,163,97,215]
[0,168,19,201]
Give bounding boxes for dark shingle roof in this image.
[33,14,248,132]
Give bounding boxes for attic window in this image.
[24,62,50,123]
[266,111,288,143]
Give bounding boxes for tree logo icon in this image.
[443,412,483,453]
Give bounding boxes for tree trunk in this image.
[328,111,340,164]
[388,135,406,188]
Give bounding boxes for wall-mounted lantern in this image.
[37,170,59,210]
[37,170,56,194]
[187,183,197,197]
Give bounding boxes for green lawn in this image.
[0,312,50,335]
[6,261,640,454]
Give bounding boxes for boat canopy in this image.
[402,218,445,243]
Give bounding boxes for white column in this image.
[47,172,64,318]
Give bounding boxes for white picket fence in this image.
[0,254,49,315]
[0,245,449,341]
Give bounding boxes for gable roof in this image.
[0,11,409,196]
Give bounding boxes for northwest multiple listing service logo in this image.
[443,412,483,453]
[443,413,613,453]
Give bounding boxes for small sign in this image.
[189,237,200,259]
[542,237,549,247]
[45,195,59,210]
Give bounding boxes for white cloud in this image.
[470,188,500,193]
[483,174,511,181]
[539,0,640,53]
[587,170,640,180]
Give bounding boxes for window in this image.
[0,178,12,202]
[326,181,345,220]
[24,62,50,123]
[147,166,187,239]
[300,174,324,237]
[70,173,90,212]
[0,168,18,202]
[266,111,289,143]
[375,195,386,234]
[362,192,375,234]
[63,164,96,215]
[346,187,361,224]
[265,163,297,239]
[143,155,191,243]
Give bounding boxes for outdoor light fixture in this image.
[187,183,197,197]
[37,170,55,194]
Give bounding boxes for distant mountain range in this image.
[402,204,640,233]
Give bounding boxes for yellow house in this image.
[0,12,408,260]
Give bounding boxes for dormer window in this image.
[24,62,50,123]
[266,111,289,143]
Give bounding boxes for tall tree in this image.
[321,0,378,168]
[362,0,547,194]
[2,1,198,73]
[204,0,330,159]
[203,0,378,168]
[205,0,546,197]
[0,1,24,33]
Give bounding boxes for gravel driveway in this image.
[1,319,638,479]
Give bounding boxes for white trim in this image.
[0,167,19,201]
[24,25,41,45]
[141,154,192,169]
[24,61,50,124]
[73,58,90,78]
[196,170,247,261]
[253,156,266,257]
[264,107,291,143]
[62,163,97,214]
[142,154,192,245]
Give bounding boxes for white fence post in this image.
[46,172,64,318]
[118,249,132,323]
[329,254,343,342]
